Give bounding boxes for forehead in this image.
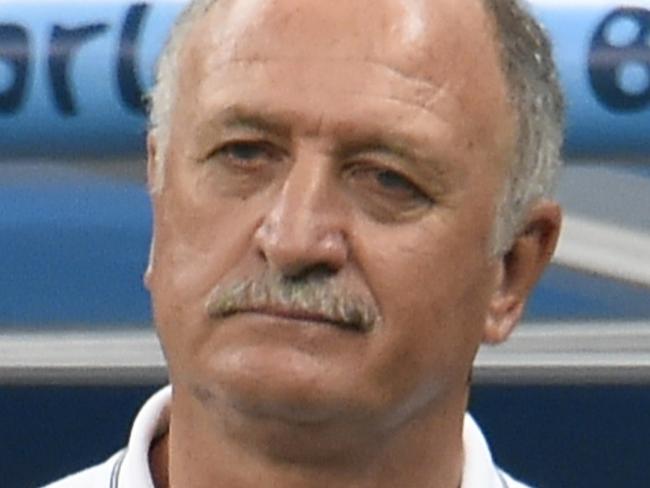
[177,0,514,160]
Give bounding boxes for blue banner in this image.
[1,0,649,160]
[530,1,650,159]
[0,1,183,159]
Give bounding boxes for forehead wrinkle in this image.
[197,55,446,94]
[192,56,461,117]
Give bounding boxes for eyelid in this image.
[339,141,449,187]
[377,168,434,202]
[205,138,283,162]
[345,160,435,201]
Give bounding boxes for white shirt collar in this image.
[461,414,512,488]
[118,386,171,488]
[116,386,525,488]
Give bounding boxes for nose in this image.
[253,159,349,279]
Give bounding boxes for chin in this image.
[190,342,362,424]
[175,313,376,421]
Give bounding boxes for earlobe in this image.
[143,233,155,290]
[484,200,562,344]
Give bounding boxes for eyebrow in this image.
[204,105,292,139]
[337,135,418,164]
[335,131,451,184]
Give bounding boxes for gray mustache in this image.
[204,272,378,332]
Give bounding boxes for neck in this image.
[151,385,467,488]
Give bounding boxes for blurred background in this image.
[1,1,649,486]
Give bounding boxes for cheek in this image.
[153,156,262,285]
[359,216,496,381]
[148,184,262,364]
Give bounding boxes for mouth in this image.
[204,277,378,333]
[216,306,369,333]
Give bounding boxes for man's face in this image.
[147,0,516,427]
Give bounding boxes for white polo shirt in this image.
[43,386,531,488]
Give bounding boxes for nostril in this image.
[285,263,338,283]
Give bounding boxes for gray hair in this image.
[482,0,565,252]
[149,0,215,179]
[148,0,564,253]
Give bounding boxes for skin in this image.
[145,0,561,487]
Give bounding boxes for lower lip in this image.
[221,310,363,334]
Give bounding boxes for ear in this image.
[483,200,562,344]
[146,132,159,194]
[144,132,159,290]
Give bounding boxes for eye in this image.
[223,141,266,160]
[375,169,418,192]
[344,164,434,222]
[348,166,432,202]
[212,140,281,168]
